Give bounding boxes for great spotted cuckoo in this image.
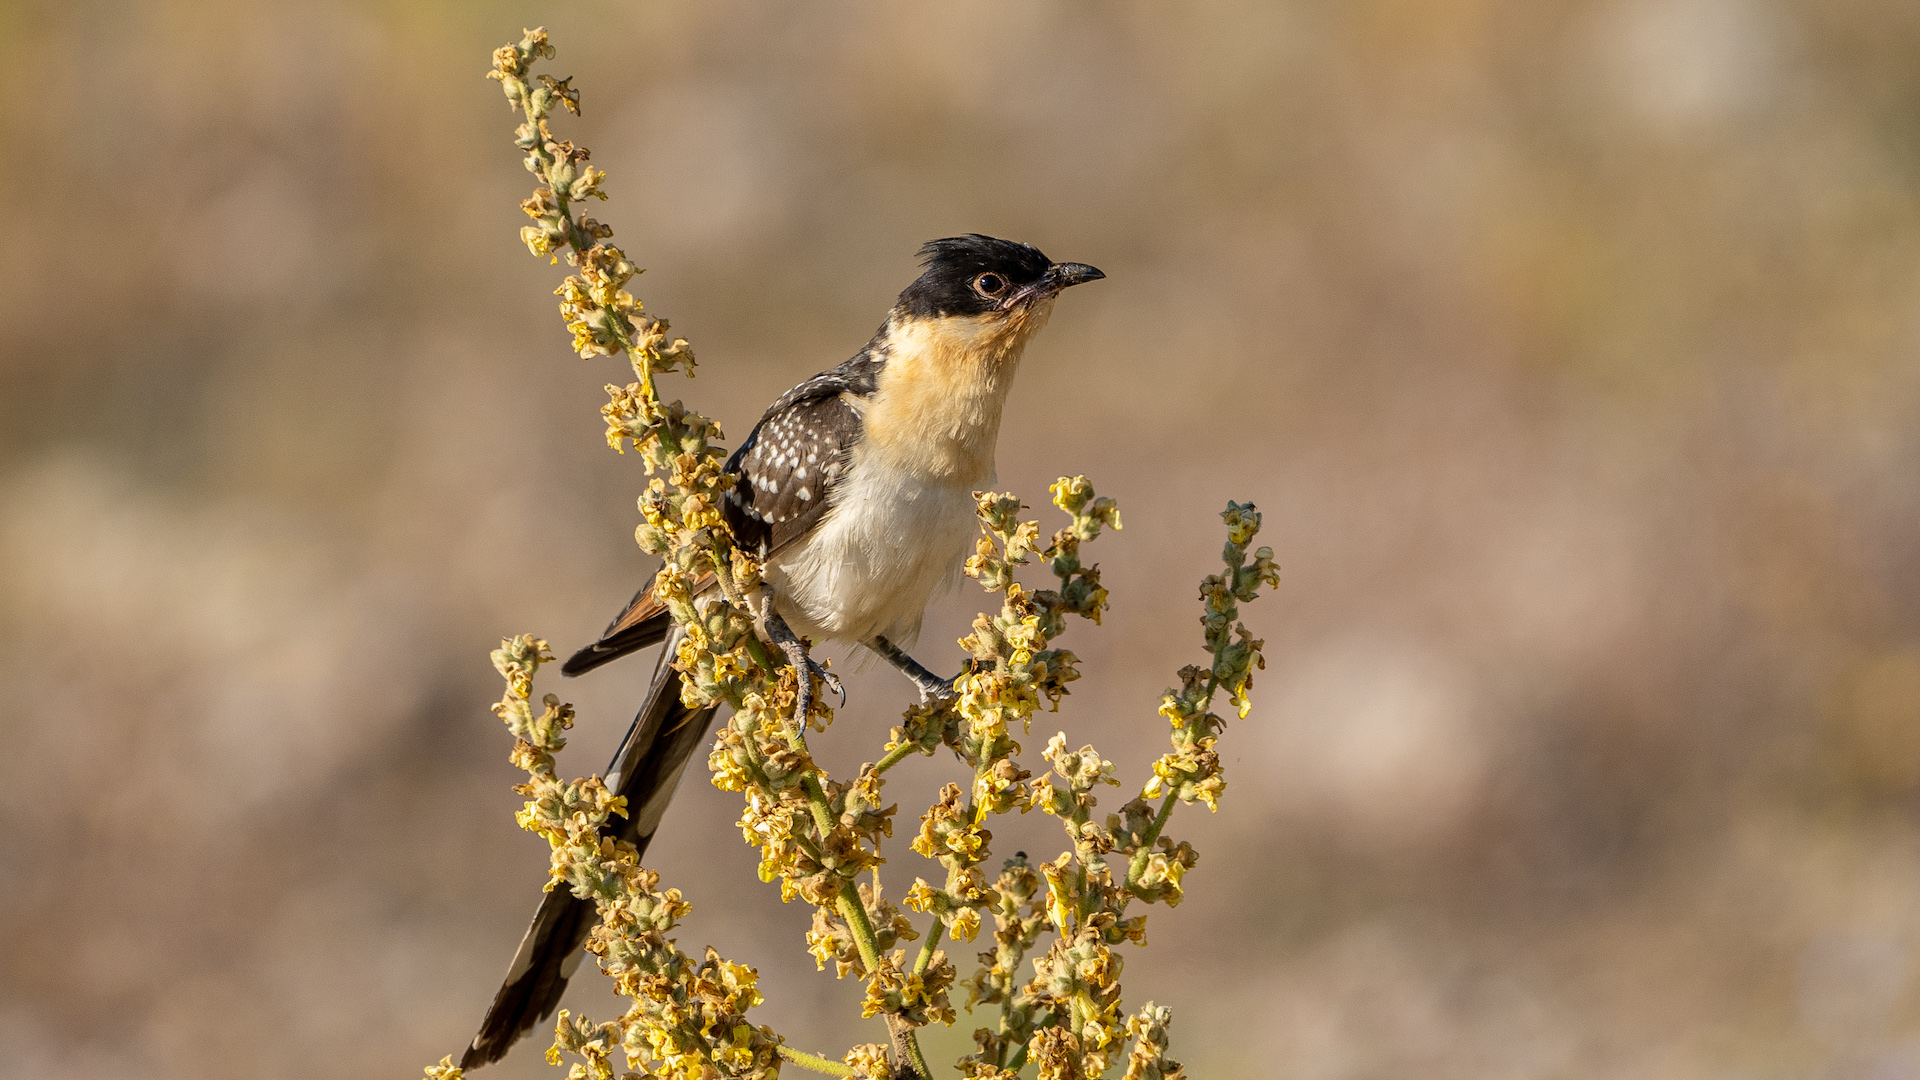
[463,234,1104,1068]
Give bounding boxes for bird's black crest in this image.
[897,234,1053,318]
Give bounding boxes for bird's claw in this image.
[808,657,846,707]
[772,636,841,712]
[752,593,845,717]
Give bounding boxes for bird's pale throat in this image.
[859,305,1053,481]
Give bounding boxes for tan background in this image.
[6,2,1920,1077]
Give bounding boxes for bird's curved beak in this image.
[1004,262,1106,309]
[1048,262,1105,289]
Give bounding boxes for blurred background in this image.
[5,1,1920,1077]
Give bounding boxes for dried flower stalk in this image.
[419,28,1279,1080]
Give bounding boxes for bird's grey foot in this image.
[754,590,844,719]
[865,635,961,703]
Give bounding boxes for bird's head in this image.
[895,234,1104,332]
[857,235,1104,475]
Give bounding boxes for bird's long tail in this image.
[462,629,718,1069]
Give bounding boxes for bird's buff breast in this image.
[764,305,1049,644]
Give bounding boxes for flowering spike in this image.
[427,31,1276,1080]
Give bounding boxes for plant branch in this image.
[1126,793,1179,888]
[778,1045,855,1077]
[872,741,919,776]
[911,919,944,977]
[439,31,1279,1080]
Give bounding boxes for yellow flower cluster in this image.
[1118,1004,1184,1080]
[472,31,827,1080]
[1144,502,1279,812]
[957,856,1048,1062]
[490,30,692,382]
[486,636,783,1080]
[420,28,1281,1080]
[843,1043,893,1080]
[956,501,1277,1079]
[498,46,921,1049]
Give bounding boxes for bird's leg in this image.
[751,586,844,720]
[865,635,961,703]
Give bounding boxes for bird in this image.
[462,234,1104,1068]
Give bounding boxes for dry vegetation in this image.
[422,32,1272,1078]
[6,3,1920,1080]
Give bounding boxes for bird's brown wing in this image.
[724,384,862,552]
[560,573,710,677]
[562,380,864,678]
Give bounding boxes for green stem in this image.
[743,635,781,681]
[835,888,883,969]
[990,940,1043,1068]
[891,1019,934,1080]
[800,772,835,834]
[778,685,931,1080]
[771,631,928,1080]
[872,740,919,775]
[835,886,933,1079]
[1127,793,1179,888]
[911,917,944,977]
[794,832,825,864]
[778,1045,854,1077]
[706,544,747,608]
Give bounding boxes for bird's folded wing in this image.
[565,376,866,678]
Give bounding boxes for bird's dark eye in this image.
[973,273,1007,297]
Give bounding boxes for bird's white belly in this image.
[765,455,983,647]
